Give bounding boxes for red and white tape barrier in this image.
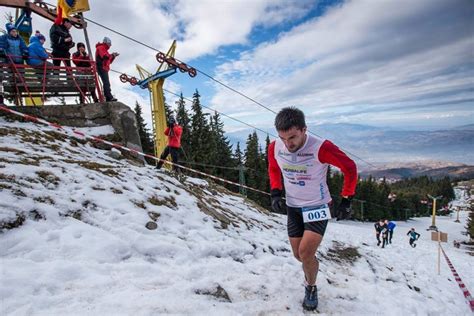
[440,246,474,312]
[0,105,270,197]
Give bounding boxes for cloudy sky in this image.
[2,0,473,133]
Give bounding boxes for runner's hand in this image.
[271,189,286,214]
[336,197,352,220]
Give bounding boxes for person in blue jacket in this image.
[407,228,420,248]
[385,219,396,244]
[0,23,28,64]
[27,31,51,67]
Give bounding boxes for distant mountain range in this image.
[227,123,474,178]
[359,164,474,180]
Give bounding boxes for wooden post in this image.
[437,231,441,275]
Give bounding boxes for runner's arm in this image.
[318,140,357,196]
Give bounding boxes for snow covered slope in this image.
[0,117,472,315]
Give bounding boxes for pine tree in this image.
[134,101,154,156]
[244,131,269,207]
[466,208,474,241]
[189,89,211,167]
[163,95,173,119]
[234,142,243,166]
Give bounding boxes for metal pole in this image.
[455,208,460,223]
[79,13,93,62]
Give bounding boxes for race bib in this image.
[302,204,331,223]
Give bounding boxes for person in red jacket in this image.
[267,107,357,311]
[95,37,119,102]
[156,116,182,171]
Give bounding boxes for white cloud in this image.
[210,0,474,128]
[1,0,472,132]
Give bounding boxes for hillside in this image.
[0,117,473,315]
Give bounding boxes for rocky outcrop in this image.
[6,102,144,157]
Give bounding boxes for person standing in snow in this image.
[374,219,384,246]
[407,228,420,248]
[386,219,396,244]
[267,107,357,311]
[380,220,389,248]
[156,116,182,172]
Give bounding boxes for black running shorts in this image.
[287,206,329,238]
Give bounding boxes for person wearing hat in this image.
[72,42,92,67]
[95,36,119,102]
[72,42,98,103]
[156,116,183,171]
[49,18,74,67]
[27,31,51,67]
[0,23,29,64]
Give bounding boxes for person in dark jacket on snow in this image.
[95,37,119,102]
[374,219,384,247]
[156,117,183,172]
[27,31,51,67]
[72,42,98,103]
[49,18,74,67]
[0,23,28,64]
[407,228,420,248]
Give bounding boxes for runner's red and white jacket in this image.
[268,134,357,207]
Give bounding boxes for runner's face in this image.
[278,126,307,153]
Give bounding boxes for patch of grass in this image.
[131,200,147,209]
[91,186,106,191]
[324,241,361,264]
[111,188,123,194]
[63,210,82,221]
[61,159,120,177]
[148,211,161,221]
[0,173,16,182]
[148,195,177,209]
[43,130,68,142]
[13,189,27,197]
[33,196,55,204]
[195,285,231,303]
[1,214,25,230]
[0,128,13,137]
[0,183,12,189]
[36,171,61,186]
[0,147,26,154]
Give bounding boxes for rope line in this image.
[440,245,474,312]
[0,105,271,197]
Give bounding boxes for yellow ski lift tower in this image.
[120,40,196,162]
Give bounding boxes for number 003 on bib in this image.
[301,204,331,223]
